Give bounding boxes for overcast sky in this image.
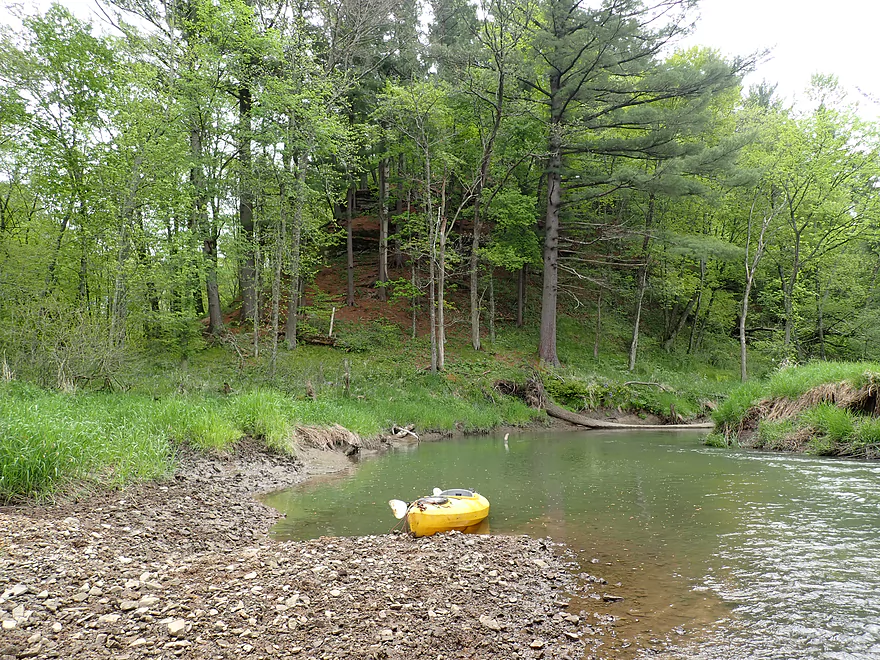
[5,0,879,116]
[679,0,880,115]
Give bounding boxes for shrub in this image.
[335,320,403,353]
[850,418,880,457]
[0,389,171,501]
[704,432,734,448]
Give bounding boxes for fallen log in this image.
[545,401,714,430]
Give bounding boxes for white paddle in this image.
[388,499,409,519]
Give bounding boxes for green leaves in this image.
[483,187,540,271]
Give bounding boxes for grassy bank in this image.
[0,369,538,501]
[0,311,751,501]
[710,361,880,458]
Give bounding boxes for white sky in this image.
[4,0,880,116]
[679,0,880,116]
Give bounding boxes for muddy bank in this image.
[0,441,620,659]
[716,375,880,458]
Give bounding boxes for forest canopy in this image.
[1,0,879,387]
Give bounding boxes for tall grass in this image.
[712,380,767,428]
[230,389,297,453]
[0,364,540,500]
[766,362,880,400]
[715,362,880,430]
[0,385,171,500]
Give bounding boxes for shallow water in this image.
[264,429,880,658]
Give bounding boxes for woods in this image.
[2,0,880,386]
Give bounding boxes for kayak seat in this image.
[438,489,474,497]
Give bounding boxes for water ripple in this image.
[679,452,880,659]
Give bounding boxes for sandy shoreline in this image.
[0,438,623,659]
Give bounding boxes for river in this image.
[263,429,880,659]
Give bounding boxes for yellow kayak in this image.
[390,489,490,537]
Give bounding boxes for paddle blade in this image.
[432,487,442,496]
[389,499,409,519]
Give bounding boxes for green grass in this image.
[754,419,798,450]
[766,362,880,400]
[714,362,880,431]
[712,380,767,428]
[801,404,856,444]
[712,362,880,458]
[0,384,171,501]
[0,352,541,500]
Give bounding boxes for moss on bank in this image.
[712,362,880,458]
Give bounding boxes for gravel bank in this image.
[0,441,613,659]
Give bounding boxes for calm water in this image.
[264,430,880,659]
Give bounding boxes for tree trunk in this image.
[470,193,483,351]
[539,166,561,366]
[203,199,222,338]
[740,274,753,381]
[44,209,71,294]
[538,72,563,367]
[662,295,697,352]
[437,177,447,371]
[488,273,495,343]
[204,233,222,336]
[628,193,655,372]
[687,258,706,354]
[469,68,504,351]
[425,152,437,373]
[438,219,446,370]
[517,265,526,328]
[239,86,256,322]
[695,288,716,354]
[285,157,306,350]
[411,254,418,340]
[393,153,405,269]
[270,197,284,378]
[78,231,89,304]
[346,185,355,306]
[545,400,713,429]
[378,157,389,302]
[816,269,827,360]
[111,224,129,345]
[190,125,220,333]
[252,222,261,358]
[139,215,160,337]
[780,263,794,350]
[593,290,601,359]
[740,194,774,380]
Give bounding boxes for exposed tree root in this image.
[732,372,880,441]
[294,423,384,455]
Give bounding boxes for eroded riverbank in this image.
[0,441,617,659]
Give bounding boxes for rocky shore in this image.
[0,440,624,660]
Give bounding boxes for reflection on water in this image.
[263,430,880,659]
